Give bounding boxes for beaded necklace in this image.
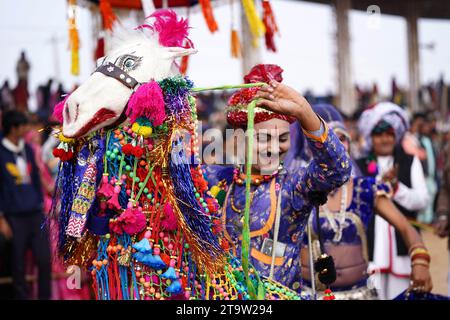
[232,164,281,186]
[320,183,349,243]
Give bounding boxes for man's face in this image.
[252,118,291,175]
[412,118,424,133]
[12,124,29,139]
[372,131,396,156]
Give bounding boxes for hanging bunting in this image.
[199,0,219,33]
[68,0,79,76]
[100,0,117,30]
[231,29,242,58]
[230,0,241,58]
[241,0,266,47]
[262,0,279,52]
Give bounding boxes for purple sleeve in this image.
[290,123,352,210]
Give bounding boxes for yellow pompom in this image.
[210,185,220,197]
[58,133,75,144]
[138,126,153,138]
[131,122,141,133]
[132,123,152,138]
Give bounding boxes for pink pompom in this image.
[367,161,378,175]
[161,203,178,231]
[126,81,166,125]
[52,95,69,124]
[121,208,147,235]
[110,207,147,235]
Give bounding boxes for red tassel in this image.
[161,203,178,231]
[199,0,218,33]
[262,0,278,52]
[99,0,117,30]
[95,37,105,60]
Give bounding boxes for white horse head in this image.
[62,10,197,138]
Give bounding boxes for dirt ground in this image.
[422,230,449,295]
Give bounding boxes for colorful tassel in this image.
[323,289,336,300]
[132,238,152,254]
[107,185,122,211]
[95,37,105,60]
[161,266,178,280]
[199,0,219,33]
[147,248,167,270]
[231,29,242,58]
[262,0,279,52]
[140,253,157,266]
[99,0,117,30]
[166,279,183,294]
[53,141,75,162]
[161,203,178,231]
[241,0,266,47]
[97,174,114,199]
[68,0,79,76]
[133,251,146,262]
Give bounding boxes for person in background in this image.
[417,113,438,224]
[356,102,430,300]
[301,104,432,300]
[435,128,450,296]
[402,113,427,164]
[0,110,51,299]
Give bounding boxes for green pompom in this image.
[215,190,227,206]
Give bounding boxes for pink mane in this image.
[138,9,193,48]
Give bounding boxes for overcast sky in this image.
[1,0,450,110]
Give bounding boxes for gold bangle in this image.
[410,248,429,256]
[411,252,431,261]
[412,260,430,268]
[408,244,427,255]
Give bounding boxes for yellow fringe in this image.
[241,0,266,47]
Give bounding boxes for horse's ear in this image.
[164,47,198,59]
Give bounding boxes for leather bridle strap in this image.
[95,62,141,92]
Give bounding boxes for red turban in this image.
[226,64,296,127]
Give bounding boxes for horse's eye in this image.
[124,58,135,69]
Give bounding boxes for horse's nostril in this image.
[65,103,71,123]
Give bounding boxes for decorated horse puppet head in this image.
[58,10,197,138]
